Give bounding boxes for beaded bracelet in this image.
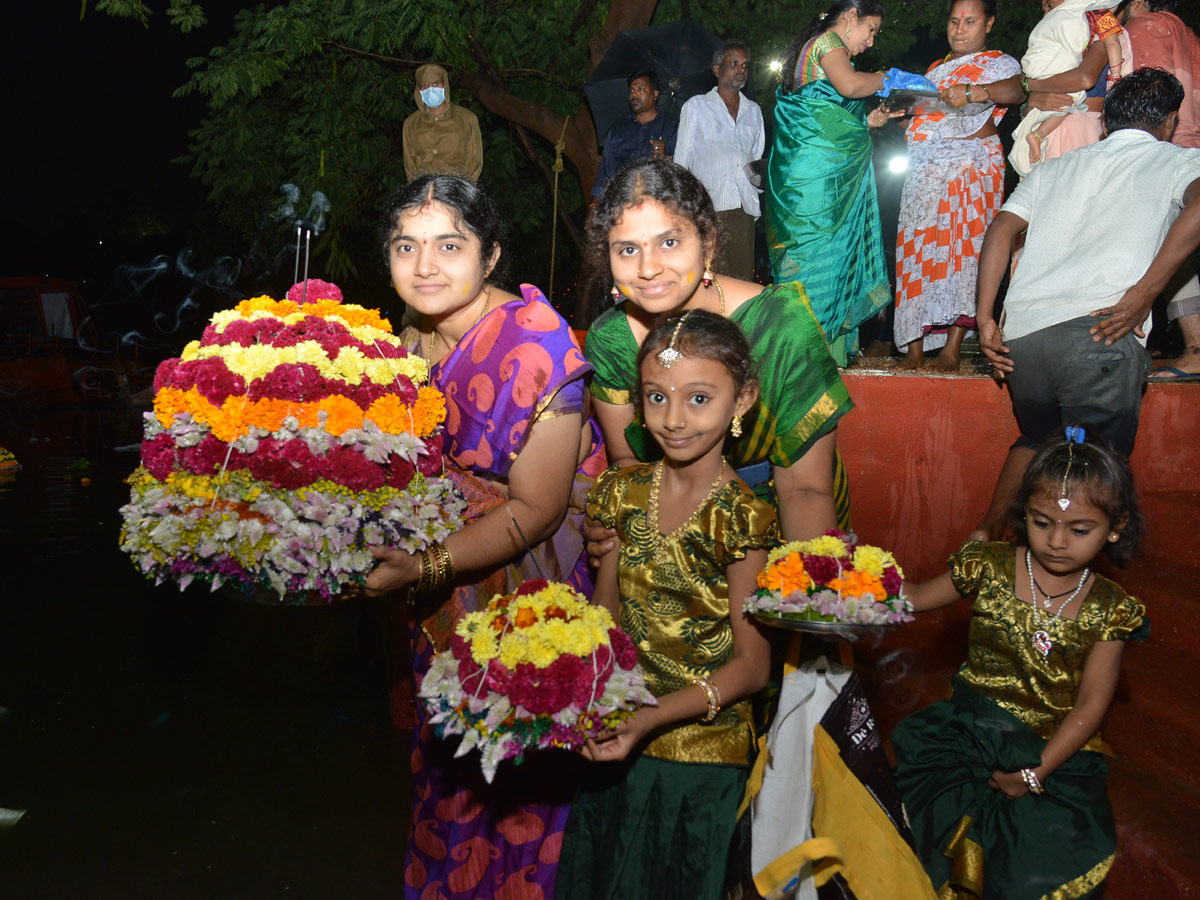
[1019,768,1045,795]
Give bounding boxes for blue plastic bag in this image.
[877,68,938,98]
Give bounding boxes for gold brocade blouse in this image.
[588,464,779,766]
[951,541,1148,754]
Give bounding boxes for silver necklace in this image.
[1026,548,1088,658]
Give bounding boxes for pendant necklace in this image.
[425,288,491,365]
[1026,548,1089,658]
[646,459,727,564]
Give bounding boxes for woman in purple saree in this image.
[367,175,605,900]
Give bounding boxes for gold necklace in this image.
[646,458,727,564]
[425,288,491,364]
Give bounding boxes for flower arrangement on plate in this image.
[744,530,914,634]
[119,279,465,602]
[419,579,656,782]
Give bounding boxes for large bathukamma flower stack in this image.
[119,279,465,601]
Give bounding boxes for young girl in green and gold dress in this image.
[894,428,1148,900]
[556,310,778,900]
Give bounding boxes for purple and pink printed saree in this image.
[397,284,605,900]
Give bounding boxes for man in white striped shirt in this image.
[674,40,765,282]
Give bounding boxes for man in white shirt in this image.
[674,41,765,281]
[971,67,1200,540]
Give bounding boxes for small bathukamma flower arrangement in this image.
[745,530,914,632]
[119,279,465,601]
[420,579,656,782]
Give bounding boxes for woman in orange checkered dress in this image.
[894,0,1019,371]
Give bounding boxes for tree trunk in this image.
[458,0,657,197]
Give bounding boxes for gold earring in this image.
[731,415,742,438]
[1108,533,1120,542]
[702,260,714,288]
[611,285,621,302]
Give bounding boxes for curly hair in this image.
[634,309,757,408]
[1008,429,1145,567]
[585,159,723,300]
[378,174,508,284]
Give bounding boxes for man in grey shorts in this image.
[970,67,1200,540]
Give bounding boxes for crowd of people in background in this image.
[382,1,1200,898]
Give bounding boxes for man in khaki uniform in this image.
[403,63,483,182]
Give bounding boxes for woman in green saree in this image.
[583,158,853,547]
[766,0,899,365]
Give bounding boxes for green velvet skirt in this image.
[891,679,1114,900]
[556,754,747,900]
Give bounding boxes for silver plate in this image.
[884,88,992,118]
[752,612,899,641]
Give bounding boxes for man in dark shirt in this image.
[590,71,679,201]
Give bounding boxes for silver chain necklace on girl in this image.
[1026,548,1089,658]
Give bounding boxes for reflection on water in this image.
[0,405,408,900]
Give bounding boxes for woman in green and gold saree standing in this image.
[767,0,899,365]
[583,158,853,547]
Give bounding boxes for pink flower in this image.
[385,455,416,490]
[507,659,577,715]
[288,280,343,305]
[320,446,386,491]
[246,437,319,489]
[180,357,246,404]
[179,434,229,476]
[802,554,841,586]
[417,440,443,477]
[142,433,176,481]
[608,628,638,670]
[249,363,326,403]
[153,358,182,393]
[882,568,903,597]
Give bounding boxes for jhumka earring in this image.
[611,285,621,302]
[702,261,714,289]
[657,312,692,369]
[731,415,742,438]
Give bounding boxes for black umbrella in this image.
[585,20,751,146]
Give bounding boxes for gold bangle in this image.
[690,677,720,722]
[433,543,455,585]
[965,84,973,103]
[414,548,434,593]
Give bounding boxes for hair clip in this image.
[1059,426,1087,509]
[656,312,691,369]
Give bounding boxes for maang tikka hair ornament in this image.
[1058,426,1087,510]
[656,312,692,369]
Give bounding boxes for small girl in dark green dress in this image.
[894,428,1148,900]
[556,310,778,900]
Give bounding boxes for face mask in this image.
[420,86,446,109]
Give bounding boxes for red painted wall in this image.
[837,371,1200,897]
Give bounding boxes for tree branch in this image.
[588,0,657,74]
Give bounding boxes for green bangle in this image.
[1021,73,1030,96]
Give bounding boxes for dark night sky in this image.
[1,4,239,287]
